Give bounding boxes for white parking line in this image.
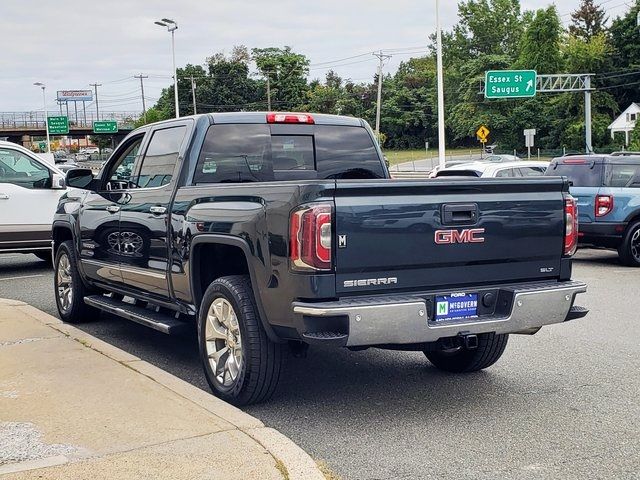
[0,274,45,282]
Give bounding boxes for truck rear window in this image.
[546,162,603,187]
[193,124,384,184]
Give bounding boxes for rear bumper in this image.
[579,222,625,247]
[293,280,587,347]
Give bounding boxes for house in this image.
[609,103,640,146]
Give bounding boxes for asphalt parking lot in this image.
[1,249,638,480]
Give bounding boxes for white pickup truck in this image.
[0,140,67,262]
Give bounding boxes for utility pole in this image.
[266,74,272,110]
[190,75,197,115]
[134,74,148,123]
[90,83,101,121]
[373,51,392,142]
[584,75,592,153]
[436,0,446,168]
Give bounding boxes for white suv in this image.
[0,141,67,262]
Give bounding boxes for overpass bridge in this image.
[0,111,138,146]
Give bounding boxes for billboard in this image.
[57,90,93,102]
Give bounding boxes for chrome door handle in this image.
[149,206,167,215]
[0,194,9,200]
[106,205,120,214]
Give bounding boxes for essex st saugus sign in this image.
[484,70,537,99]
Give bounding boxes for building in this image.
[608,103,640,146]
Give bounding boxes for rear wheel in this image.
[424,333,508,373]
[618,221,640,267]
[198,275,285,406]
[54,241,99,323]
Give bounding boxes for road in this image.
[1,250,638,479]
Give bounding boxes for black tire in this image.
[54,241,99,323]
[34,251,53,265]
[198,275,285,406]
[424,333,508,373]
[618,221,640,267]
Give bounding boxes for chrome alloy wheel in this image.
[631,228,640,262]
[56,253,73,313]
[205,298,243,388]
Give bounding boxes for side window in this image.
[495,168,515,178]
[194,124,273,184]
[605,164,640,188]
[0,149,51,189]
[135,126,187,188]
[519,167,546,177]
[104,136,144,190]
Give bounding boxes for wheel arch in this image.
[52,221,74,253]
[190,234,279,342]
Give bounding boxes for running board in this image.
[84,295,189,335]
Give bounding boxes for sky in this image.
[1,0,632,114]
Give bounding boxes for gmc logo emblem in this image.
[434,228,485,244]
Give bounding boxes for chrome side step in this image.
[84,295,189,335]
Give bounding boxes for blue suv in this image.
[546,154,640,266]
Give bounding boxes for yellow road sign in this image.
[476,125,490,141]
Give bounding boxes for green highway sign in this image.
[38,142,47,151]
[93,121,118,133]
[47,116,69,135]
[485,70,537,99]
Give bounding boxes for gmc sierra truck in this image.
[53,112,588,405]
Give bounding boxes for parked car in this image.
[435,160,548,178]
[546,154,640,266]
[79,147,100,154]
[0,140,67,262]
[53,112,587,405]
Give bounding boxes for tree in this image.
[608,1,640,109]
[630,120,640,151]
[452,0,525,59]
[89,135,113,152]
[517,6,564,74]
[569,0,609,41]
[252,47,310,110]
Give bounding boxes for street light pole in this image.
[33,82,50,153]
[436,0,446,168]
[155,19,180,118]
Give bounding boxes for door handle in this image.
[106,205,120,214]
[149,206,167,215]
[0,193,9,200]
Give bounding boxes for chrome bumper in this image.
[293,281,587,347]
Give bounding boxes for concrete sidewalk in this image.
[0,299,325,480]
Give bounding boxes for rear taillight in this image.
[290,204,332,271]
[266,112,315,124]
[595,195,613,217]
[564,195,578,256]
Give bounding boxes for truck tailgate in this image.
[334,178,566,294]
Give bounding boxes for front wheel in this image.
[424,333,508,373]
[198,275,285,406]
[618,221,640,267]
[54,241,99,323]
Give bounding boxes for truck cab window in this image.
[195,124,273,184]
[0,149,51,189]
[135,126,187,188]
[104,137,144,190]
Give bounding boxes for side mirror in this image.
[52,172,66,190]
[65,168,95,190]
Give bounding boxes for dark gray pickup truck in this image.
[53,112,588,405]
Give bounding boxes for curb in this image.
[1,298,325,480]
